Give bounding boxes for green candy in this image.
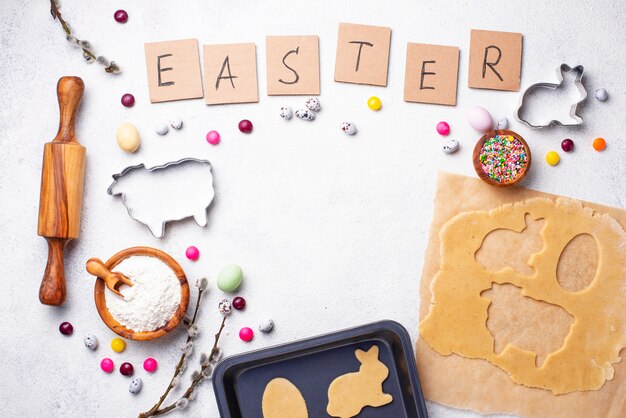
[217,264,243,292]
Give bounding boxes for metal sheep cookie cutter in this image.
[107,158,215,238]
[516,64,588,128]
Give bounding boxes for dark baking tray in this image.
[213,320,428,418]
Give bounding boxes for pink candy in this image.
[185,246,200,261]
[100,358,114,373]
[206,130,221,145]
[436,121,450,136]
[239,327,254,342]
[143,358,158,373]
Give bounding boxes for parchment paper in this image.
[416,171,626,418]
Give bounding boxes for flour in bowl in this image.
[105,255,181,332]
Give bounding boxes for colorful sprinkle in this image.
[479,134,528,183]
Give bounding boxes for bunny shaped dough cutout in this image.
[327,345,393,417]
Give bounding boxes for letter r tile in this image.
[468,29,523,91]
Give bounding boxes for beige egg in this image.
[116,123,141,153]
[262,378,308,418]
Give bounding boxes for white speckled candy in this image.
[279,106,293,119]
[497,117,509,130]
[116,123,141,153]
[595,88,608,101]
[170,119,183,129]
[218,299,232,316]
[129,377,142,394]
[467,106,493,132]
[340,122,357,135]
[295,109,315,121]
[442,139,459,154]
[259,319,274,333]
[155,123,169,135]
[305,97,321,112]
[83,334,98,350]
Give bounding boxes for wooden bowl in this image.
[93,246,190,341]
[472,129,531,187]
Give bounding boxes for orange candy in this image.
[593,137,606,151]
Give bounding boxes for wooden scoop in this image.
[86,258,133,298]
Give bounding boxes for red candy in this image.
[100,358,114,373]
[114,10,128,23]
[120,362,134,376]
[185,246,200,261]
[59,322,73,335]
[239,327,254,342]
[121,93,135,107]
[561,138,574,152]
[238,119,253,134]
[232,296,246,310]
[436,121,450,136]
[143,358,158,373]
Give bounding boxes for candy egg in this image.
[467,106,493,132]
[143,358,158,373]
[116,123,141,153]
[295,109,315,121]
[121,93,135,108]
[185,246,200,261]
[561,138,574,152]
[155,123,169,135]
[232,296,246,310]
[217,264,243,292]
[218,299,232,316]
[59,321,73,335]
[340,122,357,135]
[129,377,142,394]
[280,106,293,119]
[114,9,128,23]
[436,121,450,136]
[120,362,134,376]
[593,137,606,151]
[546,151,560,166]
[111,337,126,353]
[497,117,509,130]
[259,319,274,333]
[442,139,459,154]
[206,130,221,145]
[170,119,183,129]
[83,334,98,350]
[305,97,321,112]
[238,119,253,133]
[595,88,608,102]
[367,96,382,111]
[239,327,254,342]
[100,358,114,373]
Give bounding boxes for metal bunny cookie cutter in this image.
[108,158,215,238]
[516,64,587,128]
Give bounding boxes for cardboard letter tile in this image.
[404,43,459,106]
[144,39,204,103]
[266,36,320,96]
[468,29,523,91]
[334,23,391,86]
[203,43,258,105]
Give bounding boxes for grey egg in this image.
[595,88,608,102]
[497,117,509,130]
[442,139,459,154]
[83,334,98,350]
[129,377,142,394]
[169,119,183,129]
[305,97,321,112]
[295,109,315,121]
[279,106,293,119]
[218,299,232,316]
[259,319,274,333]
[340,122,357,135]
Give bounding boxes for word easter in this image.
[144,23,522,107]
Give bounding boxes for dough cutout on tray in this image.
[327,345,393,418]
[419,197,626,394]
[262,377,308,418]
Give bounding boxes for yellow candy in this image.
[367,96,382,111]
[111,337,126,353]
[545,151,560,166]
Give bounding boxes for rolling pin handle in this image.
[55,76,85,143]
[39,238,67,306]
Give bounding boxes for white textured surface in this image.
[0,1,624,417]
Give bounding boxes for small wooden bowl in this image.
[93,246,190,341]
[472,129,532,187]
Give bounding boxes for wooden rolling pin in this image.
[37,76,86,306]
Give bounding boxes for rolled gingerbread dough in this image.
[416,172,626,418]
